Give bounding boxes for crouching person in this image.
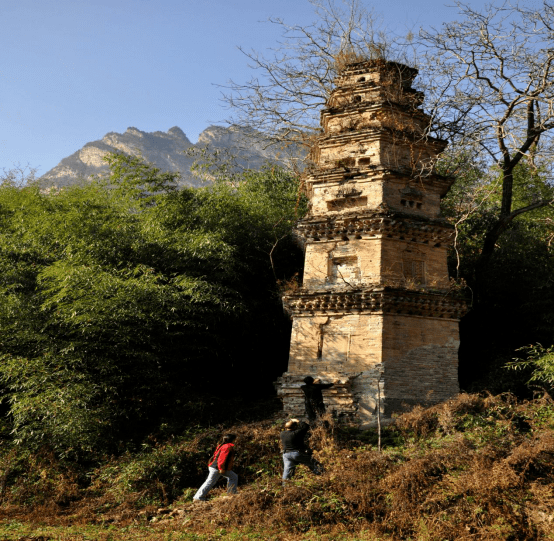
[193,433,238,501]
[280,419,323,481]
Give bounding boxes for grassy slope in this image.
[1,393,554,540]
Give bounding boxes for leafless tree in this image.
[420,1,554,265]
[1,165,38,187]
[221,0,404,149]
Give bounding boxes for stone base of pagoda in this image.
[277,287,465,426]
[274,372,358,420]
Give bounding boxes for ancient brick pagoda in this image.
[276,60,467,425]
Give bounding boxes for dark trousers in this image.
[282,450,323,480]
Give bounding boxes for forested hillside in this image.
[0,153,306,458]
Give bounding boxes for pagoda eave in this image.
[304,166,455,195]
[317,127,447,149]
[296,212,454,244]
[321,100,428,119]
[332,60,418,83]
[283,287,468,320]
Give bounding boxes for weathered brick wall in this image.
[309,176,443,219]
[287,316,329,374]
[316,133,442,173]
[287,314,384,375]
[382,314,460,414]
[303,240,382,289]
[381,239,450,288]
[310,180,385,217]
[382,178,442,218]
[323,107,429,136]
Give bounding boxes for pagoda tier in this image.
[276,60,466,426]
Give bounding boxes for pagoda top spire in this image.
[333,59,418,88]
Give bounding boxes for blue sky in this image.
[1,0,471,176]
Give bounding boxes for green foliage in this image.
[0,155,306,457]
[507,343,554,388]
[439,159,554,393]
[92,440,207,505]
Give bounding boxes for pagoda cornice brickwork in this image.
[283,287,467,320]
[324,82,424,109]
[324,95,425,114]
[316,126,447,150]
[296,211,454,245]
[306,166,454,197]
[333,60,419,82]
[321,104,432,135]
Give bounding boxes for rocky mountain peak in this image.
[39,125,301,189]
[167,126,188,139]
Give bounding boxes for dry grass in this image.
[1,393,554,540]
[184,393,554,539]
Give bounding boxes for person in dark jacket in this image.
[193,433,238,501]
[280,419,323,480]
[301,376,334,422]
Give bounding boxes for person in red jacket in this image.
[193,433,238,502]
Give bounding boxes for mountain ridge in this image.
[39,125,300,188]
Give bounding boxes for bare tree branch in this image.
[220,0,409,150]
[420,0,554,263]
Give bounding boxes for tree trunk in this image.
[500,168,514,217]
